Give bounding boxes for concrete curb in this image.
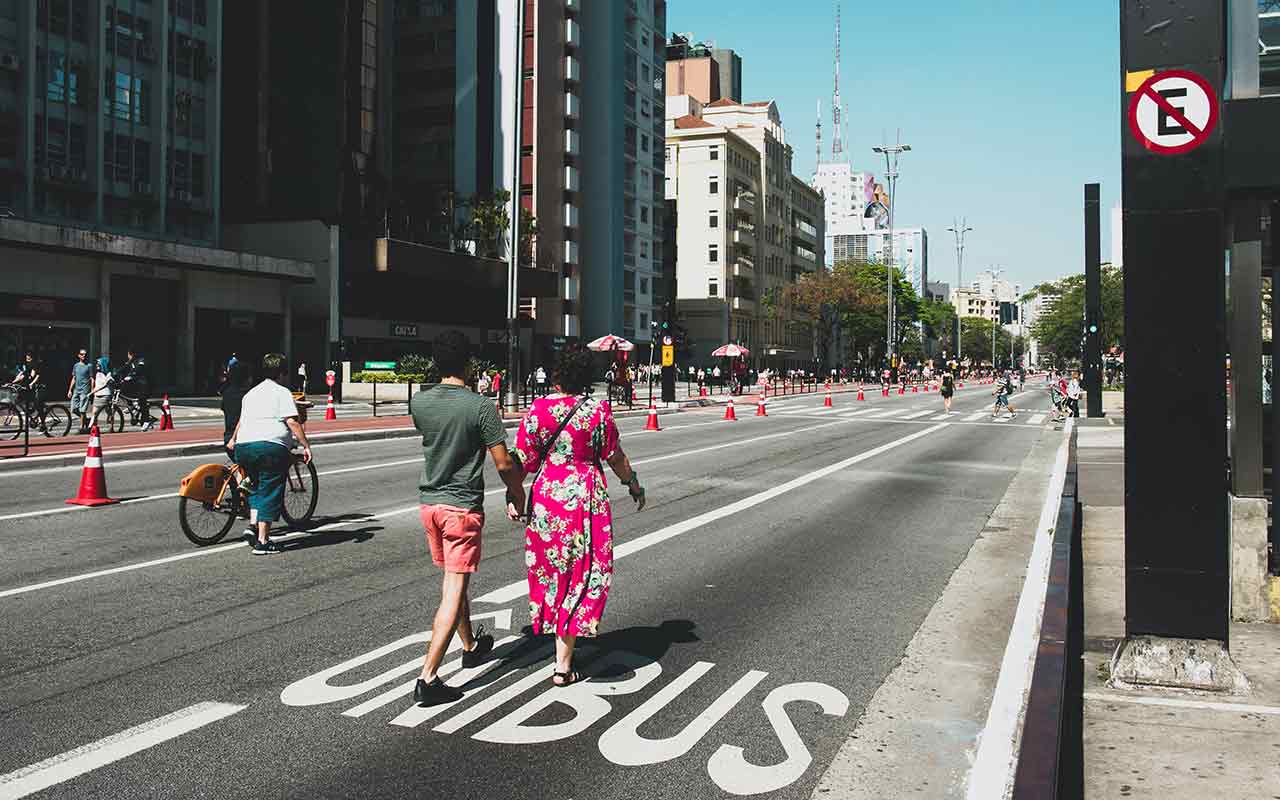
[0,405,681,472]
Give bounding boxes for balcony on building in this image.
[565,0,580,11]
[565,92,580,120]
[564,240,579,264]
[565,165,579,192]
[566,18,580,48]
[731,297,755,312]
[564,202,579,228]
[565,129,580,156]
[795,245,817,263]
[565,55,580,83]
[734,192,756,214]
[732,260,754,278]
[733,230,754,251]
[793,218,818,241]
[563,274,579,301]
[563,313,580,338]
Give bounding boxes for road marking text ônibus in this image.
[279,611,850,796]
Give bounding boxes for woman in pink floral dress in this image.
[513,347,646,686]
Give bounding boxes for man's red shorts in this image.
[419,504,484,573]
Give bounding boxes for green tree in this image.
[464,190,511,258]
[919,298,958,356]
[1024,264,1123,368]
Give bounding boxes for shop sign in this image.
[364,361,396,370]
[390,323,419,339]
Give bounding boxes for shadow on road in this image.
[280,526,380,551]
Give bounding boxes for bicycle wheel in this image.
[39,405,72,438]
[281,459,319,527]
[0,403,24,441]
[179,479,240,546]
[96,405,125,434]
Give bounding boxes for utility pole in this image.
[874,138,910,372]
[946,219,972,362]
[502,0,525,414]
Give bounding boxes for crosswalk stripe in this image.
[839,409,873,417]
[898,410,935,420]
[964,412,988,422]
[930,414,951,421]
[1029,413,1047,425]
[858,409,899,419]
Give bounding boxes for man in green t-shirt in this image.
[409,330,525,706]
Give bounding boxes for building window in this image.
[708,278,719,297]
[640,134,649,153]
[640,205,649,223]
[709,178,718,194]
[710,146,719,161]
[639,312,649,329]
[641,99,650,117]
[107,70,148,123]
[640,240,649,258]
[708,244,718,262]
[640,277,649,294]
[709,211,718,228]
[665,146,672,162]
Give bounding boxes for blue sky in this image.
[667,0,1122,292]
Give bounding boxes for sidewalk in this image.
[1080,392,1280,797]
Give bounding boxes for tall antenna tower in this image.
[815,99,822,167]
[831,2,843,160]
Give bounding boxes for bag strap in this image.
[524,395,590,518]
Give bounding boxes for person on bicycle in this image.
[66,348,93,434]
[991,370,1017,419]
[225,353,313,556]
[12,352,39,389]
[120,350,155,431]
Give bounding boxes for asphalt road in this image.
[0,381,1056,799]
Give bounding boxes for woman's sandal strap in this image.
[552,670,583,686]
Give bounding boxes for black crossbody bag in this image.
[523,395,590,521]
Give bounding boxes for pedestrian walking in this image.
[513,345,646,686]
[939,368,955,414]
[296,362,308,392]
[66,348,93,434]
[535,365,548,397]
[409,330,526,706]
[1067,371,1082,418]
[89,356,113,428]
[225,353,313,555]
[991,370,1017,419]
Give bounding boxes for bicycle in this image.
[2,383,71,438]
[177,449,319,546]
[0,385,26,441]
[92,387,154,433]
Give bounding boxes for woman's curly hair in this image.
[552,345,596,395]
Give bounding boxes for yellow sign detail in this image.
[1124,70,1155,92]
[661,345,674,367]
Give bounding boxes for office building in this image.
[664,33,740,105]
[840,227,928,297]
[0,0,320,392]
[665,94,823,366]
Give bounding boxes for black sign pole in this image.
[1084,184,1103,417]
[1121,1,1229,643]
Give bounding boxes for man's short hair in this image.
[262,352,288,381]
[433,330,471,380]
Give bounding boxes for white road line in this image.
[838,409,872,418]
[898,410,935,420]
[929,414,951,421]
[0,458,425,523]
[859,409,901,419]
[0,418,862,600]
[474,423,947,605]
[1029,413,1047,425]
[1082,692,1280,716]
[964,420,1074,799]
[0,701,246,800]
[963,412,988,422]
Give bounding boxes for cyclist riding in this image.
[118,350,156,431]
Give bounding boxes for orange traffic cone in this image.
[66,426,119,507]
[882,386,889,397]
[324,392,337,421]
[857,384,865,401]
[644,403,661,431]
[755,391,768,417]
[898,385,905,395]
[823,384,833,408]
[700,385,708,397]
[912,384,918,393]
[159,394,175,430]
[724,397,737,421]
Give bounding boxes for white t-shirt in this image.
[236,379,298,449]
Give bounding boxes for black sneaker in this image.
[461,627,494,669]
[242,529,257,545]
[414,677,464,706]
[251,540,283,556]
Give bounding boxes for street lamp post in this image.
[946,219,972,362]
[988,266,1005,370]
[873,140,910,375]
[502,0,525,414]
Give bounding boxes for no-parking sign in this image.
[1127,70,1218,155]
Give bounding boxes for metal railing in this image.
[1011,427,1083,799]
